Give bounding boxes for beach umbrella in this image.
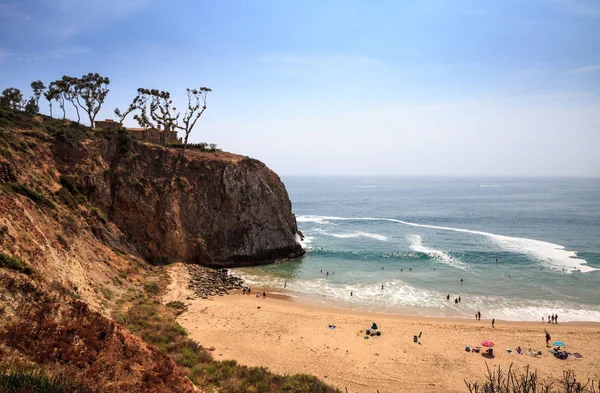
[481,340,495,347]
[553,341,566,347]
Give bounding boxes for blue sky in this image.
[1,0,599,176]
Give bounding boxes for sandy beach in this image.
[165,263,600,393]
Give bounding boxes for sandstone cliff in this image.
[54,135,304,267]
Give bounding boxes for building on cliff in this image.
[94,119,182,145]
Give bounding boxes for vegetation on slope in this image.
[114,271,339,393]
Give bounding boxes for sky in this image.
[0,0,599,176]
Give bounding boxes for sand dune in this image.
[166,263,600,393]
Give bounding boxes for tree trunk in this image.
[89,114,94,128]
[49,103,53,118]
[72,103,80,123]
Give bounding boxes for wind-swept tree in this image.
[0,88,24,110]
[135,88,180,146]
[43,88,56,118]
[179,87,212,149]
[30,80,46,108]
[73,73,110,127]
[61,76,81,123]
[114,91,147,124]
[47,81,66,119]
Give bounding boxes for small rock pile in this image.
[186,263,244,299]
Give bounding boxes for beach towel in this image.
[572,352,583,359]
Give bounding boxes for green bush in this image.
[166,142,221,152]
[59,175,87,205]
[2,183,55,209]
[0,365,95,393]
[0,253,33,275]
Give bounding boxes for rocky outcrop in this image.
[53,132,304,267]
[186,264,244,299]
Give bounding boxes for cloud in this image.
[260,53,388,83]
[568,64,600,74]
[0,49,12,62]
[16,45,89,62]
[0,2,31,20]
[43,0,155,39]
[542,0,600,17]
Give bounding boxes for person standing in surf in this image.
[492,318,495,328]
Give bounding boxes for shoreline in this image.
[166,263,600,393]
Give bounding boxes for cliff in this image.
[54,134,304,267]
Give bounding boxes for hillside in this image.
[0,108,333,393]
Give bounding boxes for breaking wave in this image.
[296,215,596,273]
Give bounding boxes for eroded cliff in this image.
[53,129,304,267]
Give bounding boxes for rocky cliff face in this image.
[53,128,305,267]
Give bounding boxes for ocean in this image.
[234,177,600,322]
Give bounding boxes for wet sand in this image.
[165,263,600,393]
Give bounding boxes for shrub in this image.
[143,282,160,295]
[59,175,87,204]
[0,253,33,275]
[2,183,55,209]
[166,142,221,152]
[0,365,96,393]
[465,363,598,393]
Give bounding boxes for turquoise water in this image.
[235,177,600,322]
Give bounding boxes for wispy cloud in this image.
[45,0,155,39]
[542,0,600,17]
[0,2,31,20]
[568,64,600,74]
[16,45,90,62]
[0,49,12,62]
[261,53,387,82]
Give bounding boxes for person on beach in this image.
[458,296,461,303]
[248,287,251,294]
[381,284,384,290]
[548,314,551,323]
[545,331,551,347]
[350,291,353,296]
[242,287,246,295]
[555,314,558,324]
[542,316,544,322]
[263,291,266,298]
[446,294,450,300]
[460,278,464,284]
[478,311,481,320]
[455,298,458,304]
[492,318,495,328]
[284,282,287,289]
[496,258,498,263]
[326,272,329,276]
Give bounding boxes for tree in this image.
[179,87,212,149]
[73,73,110,127]
[135,88,180,146]
[24,97,38,114]
[114,91,147,124]
[0,88,24,110]
[60,76,81,123]
[47,81,66,119]
[43,88,56,118]
[30,80,46,108]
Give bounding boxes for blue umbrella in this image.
[553,341,566,347]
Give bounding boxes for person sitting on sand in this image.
[516,346,522,354]
[242,287,246,295]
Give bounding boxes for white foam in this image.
[319,231,388,241]
[296,216,332,224]
[295,215,596,273]
[232,270,600,322]
[406,234,469,271]
[478,184,499,188]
